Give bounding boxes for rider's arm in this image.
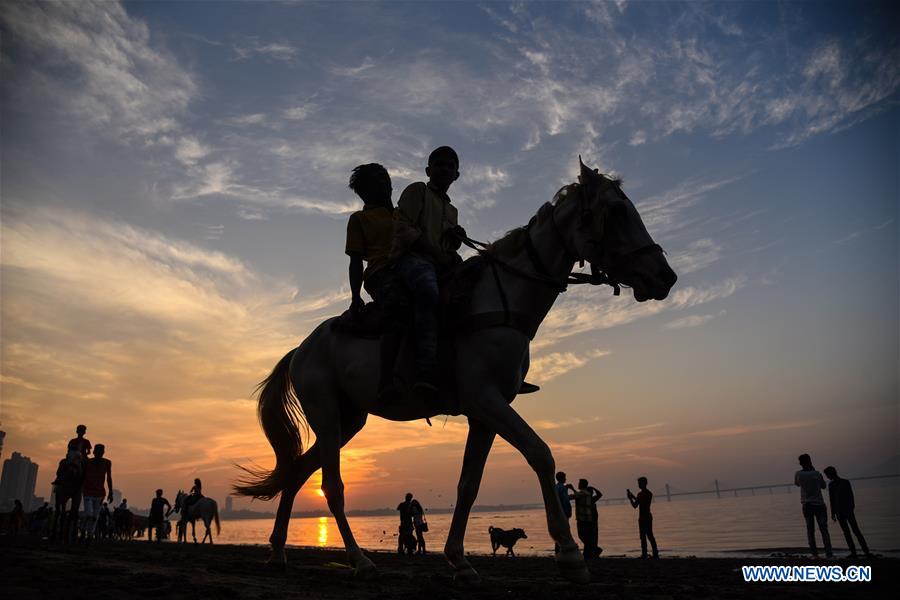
[348,254,364,310]
[105,461,113,502]
[345,213,367,310]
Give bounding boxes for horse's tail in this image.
[214,502,221,535]
[233,348,306,500]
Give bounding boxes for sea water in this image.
[214,479,899,556]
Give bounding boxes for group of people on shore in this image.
[396,492,428,555]
[795,453,871,558]
[555,472,659,560]
[45,424,205,543]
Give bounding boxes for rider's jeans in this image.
[394,253,439,383]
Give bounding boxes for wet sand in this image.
[2,537,896,599]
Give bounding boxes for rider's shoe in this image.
[518,381,540,394]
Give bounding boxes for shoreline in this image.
[3,537,898,599]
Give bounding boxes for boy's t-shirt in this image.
[574,489,595,522]
[391,182,458,262]
[555,482,572,518]
[794,469,826,505]
[83,457,111,498]
[345,205,394,279]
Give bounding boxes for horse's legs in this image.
[202,518,211,544]
[307,399,375,576]
[444,418,495,584]
[267,442,323,566]
[191,519,197,543]
[465,390,589,584]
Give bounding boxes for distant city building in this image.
[225,495,233,513]
[0,430,5,461]
[112,488,123,507]
[0,451,39,510]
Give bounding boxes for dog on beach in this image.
[488,526,528,557]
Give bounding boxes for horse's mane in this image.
[488,172,623,257]
[488,184,577,256]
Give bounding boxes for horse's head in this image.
[558,158,676,301]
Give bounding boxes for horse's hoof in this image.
[354,557,378,578]
[556,560,591,585]
[452,566,482,587]
[556,554,590,585]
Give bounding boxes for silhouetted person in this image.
[824,466,870,557]
[67,424,92,464]
[345,163,407,401]
[390,146,465,401]
[628,477,659,558]
[186,477,203,510]
[82,443,113,541]
[148,489,172,542]
[346,163,395,311]
[553,471,572,553]
[97,502,110,539]
[32,501,50,534]
[795,453,832,558]
[570,478,602,559]
[396,492,416,555]
[411,498,428,554]
[555,472,573,520]
[10,499,25,536]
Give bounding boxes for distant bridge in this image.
[596,473,899,505]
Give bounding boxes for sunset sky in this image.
[1,1,897,514]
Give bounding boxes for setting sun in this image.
[316,489,325,497]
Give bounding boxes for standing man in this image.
[396,492,416,555]
[82,444,113,541]
[148,489,172,543]
[553,472,572,553]
[824,466,871,557]
[390,146,465,401]
[794,453,833,558]
[627,477,659,558]
[571,478,602,559]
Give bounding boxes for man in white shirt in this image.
[794,453,833,558]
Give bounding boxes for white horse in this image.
[173,490,220,544]
[235,159,676,584]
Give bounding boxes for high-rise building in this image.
[0,451,39,510]
[111,488,123,507]
[0,430,6,461]
[225,495,233,513]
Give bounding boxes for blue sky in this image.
[1,1,897,510]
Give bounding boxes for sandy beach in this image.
[2,537,897,600]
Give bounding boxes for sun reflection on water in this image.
[317,516,328,546]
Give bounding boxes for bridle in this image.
[462,181,663,296]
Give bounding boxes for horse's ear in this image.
[579,155,598,185]
[578,155,590,182]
